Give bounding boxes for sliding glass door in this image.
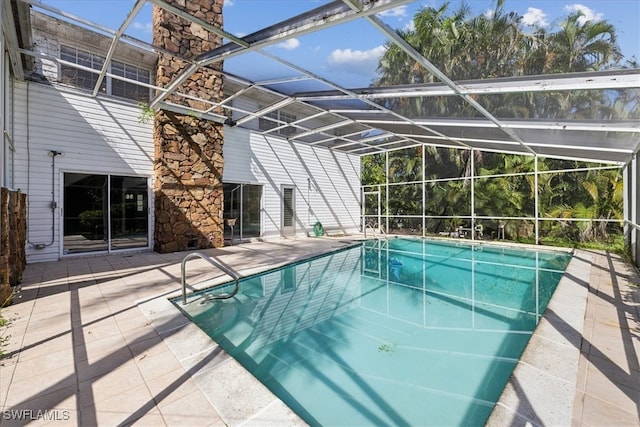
[223,183,262,243]
[63,173,149,254]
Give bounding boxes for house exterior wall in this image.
[11,80,154,263]
[7,10,361,263]
[10,79,361,262]
[224,126,361,239]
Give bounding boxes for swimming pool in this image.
[175,238,572,426]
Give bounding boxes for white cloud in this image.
[565,4,603,26]
[275,38,300,50]
[378,5,408,19]
[224,0,234,6]
[522,7,549,27]
[132,22,152,33]
[327,45,386,77]
[329,46,385,65]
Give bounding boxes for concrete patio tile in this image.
[572,389,586,423]
[145,367,201,408]
[586,335,636,368]
[0,321,29,353]
[584,359,640,414]
[77,361,146,409]
[579,393,639,427]
[4,378,77,409]
[125,329,167,359]
[69,303,112,324]
[75,347,136,383]
[80,386,159,426]
[10,347,75,383]
[116,311,156,335]
[157,389,224,426]
[76,316,122,342]
[0,362,18,408]
[29,299,72,320]
[21,319,71,348]
[134,348,184,382]
[117,408,166,427]
[105,297,139,315]
[574,354,589,393]
[74,333,128,363]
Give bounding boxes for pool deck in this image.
[0,238,638,426]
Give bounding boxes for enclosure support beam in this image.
[471,149,475,241]
[386,151,389,235]
[422,145,426,238]
[624,155,640,267]
[535,156,540,245]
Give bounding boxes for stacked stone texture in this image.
[0,188,27,304]
[153,0,225,253]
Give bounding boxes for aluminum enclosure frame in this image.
[4,0,640,264]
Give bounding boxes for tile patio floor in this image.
[0,238,638,426]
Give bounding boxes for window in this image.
[60,45,106,92]
[111,60,151,102]
[258,108,297,136]
[59,45,151,102]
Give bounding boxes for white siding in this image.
[12,81,154,262]
[224,126,361,239]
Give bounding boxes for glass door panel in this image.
[223,183,241,243]
[242,185,262,238]
[64,173,108,254]
[110,175,149,250]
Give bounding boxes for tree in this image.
[363,1,626,243]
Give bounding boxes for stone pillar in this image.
[152,0,225,253]
[0,188,27,305]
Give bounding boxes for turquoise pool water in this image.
[175,238,572,426]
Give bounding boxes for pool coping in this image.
[487,249,590,426]
[138,238,588,426]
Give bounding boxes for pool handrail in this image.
[181,252,240,304]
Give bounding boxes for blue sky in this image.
[41,0,640,88]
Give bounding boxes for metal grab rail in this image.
[181,252,241,304]
[364,219,387,238]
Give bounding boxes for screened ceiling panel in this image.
[10,0,640,165]
[514,128,640,151]
[532,146,632,164]
[460,141,533,155]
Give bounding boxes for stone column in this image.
[152,0,225,253]
[0,188,26,304]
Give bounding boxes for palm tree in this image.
[366,1,626,242]
[545,12,622,73]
